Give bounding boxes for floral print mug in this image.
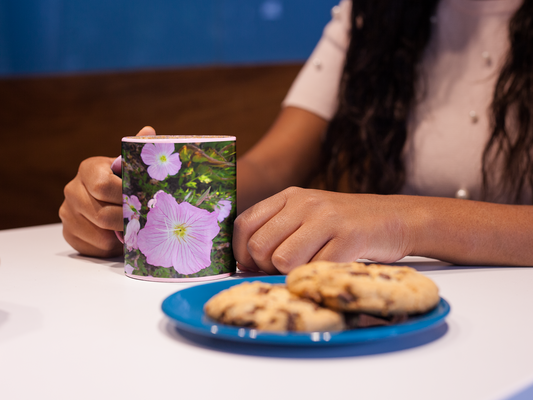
[121,135,236,282]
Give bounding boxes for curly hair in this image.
[320,0,533,204]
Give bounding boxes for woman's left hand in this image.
[233,187,415,274]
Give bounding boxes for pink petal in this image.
[137,210,175,267]
[124,218,140,251]
[147,163,169,181]
[182,203,220,240]
[214,200,232,222]
[165,152,182,176]
[122,195,135,220]
[173,234,212,274]
[154,142,176,157]
[130,195,142,212]
[140,143,158,165]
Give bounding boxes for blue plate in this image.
[161,276,450,346]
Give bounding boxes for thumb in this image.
[136,126,156,136]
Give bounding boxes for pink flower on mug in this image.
[125,263,135,275]
[147,190,166,209]
[124,217,140,251]
[123,195,142,220]
[213,199,232,222]
[137,192,220,275]
[141,143,182,181]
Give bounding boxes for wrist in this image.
[396,195,434,258]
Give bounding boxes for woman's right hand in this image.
[59,126,156,257]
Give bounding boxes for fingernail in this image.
[115,230,124,244]
[110,155,122,177]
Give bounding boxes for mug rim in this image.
[122,135,236,143]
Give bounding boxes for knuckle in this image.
[233,214,249,234]
[78,157,94,175]
[91,176,112,199]
[247,236,270,263]
[79,157,115,199]
[63,179,76,199]
[283,186,301,195]
[321,207,341,222]
[97,234,121,254]
[271,252,293,274]
[282,186,303,199]
[233,212,258,239]
[58,202,69,222]
[300,192,323,210]
[61,227,79,250]
[94,206,118,230]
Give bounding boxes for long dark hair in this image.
[320,0,533,204]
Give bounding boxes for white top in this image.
[1,224,533,400]
[283,0,526,203]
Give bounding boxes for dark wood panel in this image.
[0,64,302,229]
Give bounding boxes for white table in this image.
[1,224,532,400]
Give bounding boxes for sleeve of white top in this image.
[282,0,352,121]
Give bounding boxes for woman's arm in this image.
[233,189,533,274]
[236,106,328,213]
[408,195,533,267]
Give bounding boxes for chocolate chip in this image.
[247,306,265,314]
[337,292,356,304]
[356,313,391,327]
[219,304,234,319]
[389,313,408,324]
[350,271,370,277]
[344,312,409,328]
[257,287,271,294]
[304,290,322,304]
[287,313,298,331]
[379,273,391,280]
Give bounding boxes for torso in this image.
[402,0,524,202]
[283,0,528,203]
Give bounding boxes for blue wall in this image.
[0,0,338,76]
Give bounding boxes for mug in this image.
[121,135,236,282]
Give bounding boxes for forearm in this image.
[236,106,327,214]
[405,196,533,266]
[236,157,286,214]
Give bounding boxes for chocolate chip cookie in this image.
[286,261,440,316]
[204,281,345,332]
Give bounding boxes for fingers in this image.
[259,221,361,275]
[60,156,124,257]
[78,157,123,214]
[235,187,343,275]
[232,188,411,275]
[245,211,302,274]
[310,236,361,264]
[64,175,123,233]
[137,126,156,136]
[269,223,332,274]
[60,126,156,258]
[233,191,288,273]
[60,203,123,257]
[236,262,260,273]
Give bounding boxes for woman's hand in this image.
[233,187,415,274]
[59,126,156,257]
